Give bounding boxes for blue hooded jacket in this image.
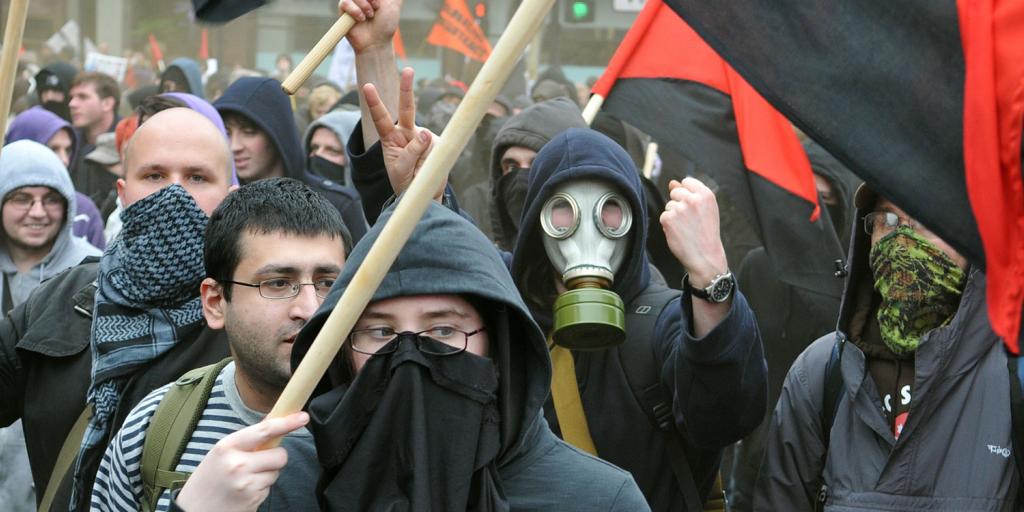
[161,58,205,99]
[512,128,767,511]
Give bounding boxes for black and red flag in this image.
[663,0,1024,351]
[591,0,844,298]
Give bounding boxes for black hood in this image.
[292,202,552,462]
[214,77,304,180]
[804,139,861,250]
[510,128,651,331]
[489,97,587,249]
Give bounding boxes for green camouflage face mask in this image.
[869,226,966,355]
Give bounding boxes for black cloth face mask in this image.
[308,335,509,512]
[309,154,347,185]
[493,167,528,235]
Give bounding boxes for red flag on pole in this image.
[958,0,1024,352]
[592,0,818,221]
[426,0,492,62]
[590,0,838,297]
[199,29,209,61]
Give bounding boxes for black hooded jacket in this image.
[214,77,367,243]
[512,129,766,511]
[291,202,648,511]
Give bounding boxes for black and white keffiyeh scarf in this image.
[71,184,209,507]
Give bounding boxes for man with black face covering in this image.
[291,201,649,511]
[753,186,1013,511]
[34,62,77,122]
[358,64,766,509]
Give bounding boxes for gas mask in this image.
[540,180,632,350]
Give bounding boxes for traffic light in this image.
[564,0,595,23]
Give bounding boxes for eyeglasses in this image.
[218,278,335,299]
[4,194,64,212]
[348,327,486,356]
[863,211,922,236]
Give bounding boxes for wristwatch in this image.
[684,271,735,303]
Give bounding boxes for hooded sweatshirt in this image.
[752,186,1014,510]
[466,97,587,250]
[511,128,766,511]
[5,106,107,249]
[291,202,648,511]
[215,78,367,242]
[302,109,360,185]
[0,139,101,308]
[160,58,205,99]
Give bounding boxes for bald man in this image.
[0,107,236,512]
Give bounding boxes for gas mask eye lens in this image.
[595,194,632,238]
[541,193,580,239]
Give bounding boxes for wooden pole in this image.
[642,141,658,179]
[581,93,603,125]
[266,0,557,428]
[0,0,30,153]
[281,13,357,95]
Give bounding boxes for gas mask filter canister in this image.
[540,180,632,350]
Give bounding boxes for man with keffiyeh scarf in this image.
[0,107,236,511]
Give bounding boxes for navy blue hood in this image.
[511,128,651,328]
[214,77,304,180]
[161,58,205,99]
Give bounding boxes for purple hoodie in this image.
[162,92,240,186]
[5,107,107,250]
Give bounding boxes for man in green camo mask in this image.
[866,195,969,355]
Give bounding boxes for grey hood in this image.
[302,109,361,181]
[0,140,101,305]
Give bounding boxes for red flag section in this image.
[148,34,164,64]
[958,0,1024,352]
[394,26,408,63]
[592,0,819,220]
[426,0,492,63]
[199,29,209,61]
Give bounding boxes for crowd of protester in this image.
[0,0,1014,511]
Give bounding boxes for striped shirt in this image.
[89,362,318,511]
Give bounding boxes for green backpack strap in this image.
[140,357,232,512]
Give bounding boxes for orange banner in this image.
[426,0,492,62]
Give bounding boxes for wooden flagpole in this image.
[281,14,357,95]
[0,0,30,156]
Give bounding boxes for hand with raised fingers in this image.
[364,67,446,201]
[174,412,310,512]
[338,0,402,53]
[660,177,729,288]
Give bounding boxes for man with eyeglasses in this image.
[0,140,101,510]
[753,185,1020,511]
[289,201,648,510]
[92,177,350,511]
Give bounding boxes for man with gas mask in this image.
[753,186,1016,510]
[357,66,767,510]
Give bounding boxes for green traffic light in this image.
[572,1,589,19]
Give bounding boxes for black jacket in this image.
[0,262,229,511]
[511,128,766,511]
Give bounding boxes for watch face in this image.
[710,277,734,302]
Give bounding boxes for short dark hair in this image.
[205,177,352,300]
[70,72,120,112]
[136,94,187,124]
